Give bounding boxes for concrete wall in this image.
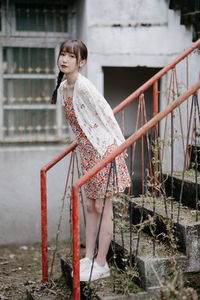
[83,0,199,173]
[0,145,83,245]
[84,0,194,92]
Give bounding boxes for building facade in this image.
[0,0,199,244]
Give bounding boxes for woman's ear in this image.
[79,59,86,68]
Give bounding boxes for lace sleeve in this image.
[73,73,126,156]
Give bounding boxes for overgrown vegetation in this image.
[159,259,198,300]
[104,133,200,298]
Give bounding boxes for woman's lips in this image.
[61,65,68,68]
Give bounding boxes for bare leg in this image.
[95,197,113,266]
[85,197,100,259]
[85,196,113,266]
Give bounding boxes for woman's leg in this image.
[85,197,100,259]
[95,197,113,266]
[85,196,113,266]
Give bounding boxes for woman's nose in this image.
[62,55,68,62]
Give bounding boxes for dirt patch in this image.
[0,241,72,300]
[0,241,200,300]
[184,272,200,297]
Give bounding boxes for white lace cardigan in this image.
[57,73,125,156]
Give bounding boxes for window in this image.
[15,2,68,33]
[0,1,76,143]
[3,47,57,142]
[3,47,55,75]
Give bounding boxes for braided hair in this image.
[51,39,88,104]
[51,71,64,104]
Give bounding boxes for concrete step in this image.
[59,188,200,296]
[61,257,100,299]
[164,171,200,208]
[131,197,200,273]
[60,255,161,299]
[136,255,187,290]
[59,195,200,295]
[110,218,187,290]
[60,230,164,297]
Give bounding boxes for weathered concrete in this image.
[136,255,187,289]
[184,223,200,272]
[165,175,200,208]
[60,256,161,300]
[135,224,200,288]
[130,197,200,288]
[97,287,160,300]
[80,0,200,174]
[0,144,85,245]
[82,0,198,92]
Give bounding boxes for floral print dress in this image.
[63,97,131,200]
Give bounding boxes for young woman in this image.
[52,39,131,281]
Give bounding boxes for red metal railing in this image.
[113,39,200,115]
[71,39,200,299]
[41,140,77,282]
[72,81,200,299]
[40,39,200,297]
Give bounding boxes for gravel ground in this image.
[0,242,72,300]
[0,241,200,300]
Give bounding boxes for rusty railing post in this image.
[72,184,80,300]
[41,168,48,282]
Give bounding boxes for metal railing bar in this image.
[161,69,173,162]
[113,39,200,116]
[74,152,86,226]
[40,140,77,282]
[171,109,174,220]
[49,151,74,278]
[72,81,200,300]
[177,95,195,223]
[75,81,200,190]
[41,140,77,172]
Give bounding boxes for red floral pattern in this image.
[63,97,131,200]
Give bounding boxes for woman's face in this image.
[58,50,79,75]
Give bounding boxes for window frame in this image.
[0,0,76,143]
[8,2,71,38]
[1,41,67,142]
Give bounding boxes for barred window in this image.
[0,1,75,143]
[3,47,55,75]
[3,47,57,142]
[15,2,68,32]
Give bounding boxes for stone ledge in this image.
[97,286,160,299]
[136,255,187,289]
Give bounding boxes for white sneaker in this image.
[71,257,92,277]
[80,261,110,282]
[80,257,92,272]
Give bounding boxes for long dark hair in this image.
[51,39,88,104]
